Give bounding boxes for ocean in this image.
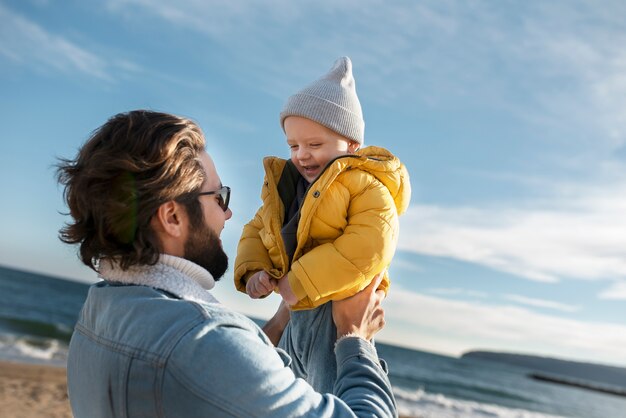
[1,264,625,418]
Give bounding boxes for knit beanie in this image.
[280,56,364,144]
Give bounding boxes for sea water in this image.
[1,265,625,418]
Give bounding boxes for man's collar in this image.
[97,254,219,305]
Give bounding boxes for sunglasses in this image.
[197,186,231,212]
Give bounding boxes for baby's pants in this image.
[278,302,337,393]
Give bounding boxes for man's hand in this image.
[262,300,291,346]
[332,272,386,341]
[277,275,298,306]
[246,271,277,299]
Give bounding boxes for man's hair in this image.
[57,110,206,271]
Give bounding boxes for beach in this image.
[0,360,71,418]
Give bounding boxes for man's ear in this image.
[151,201,187,239]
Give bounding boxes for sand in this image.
[0,360,71,418]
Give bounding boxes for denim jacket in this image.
[67,255,397,417]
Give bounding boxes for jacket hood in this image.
[352,146,411,215]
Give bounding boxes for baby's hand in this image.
[246,271,277,299]
[277,276,299,306]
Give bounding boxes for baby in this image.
[234,56,410,392]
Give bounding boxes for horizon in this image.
[2,0,626,367]
[3,261,626,370]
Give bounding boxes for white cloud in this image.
[0,4,112,81]
[427,288,487,299]
[389,258,424,274]
[398,182,626,285]
[524,25,626,148]
[100,1,626,148]
[526,3,626,147]
[114,0,305,31]
[598,281,626,301]
[100,1,466,100]
[381,287,626,366]
[503,294,579,313]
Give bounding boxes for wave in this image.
[389,372,534,405]
[0,332,69,366]
[393,387,565,418]
[0,317,71,365]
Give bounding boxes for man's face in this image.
[284,116,359,183]
[184,151,232,279]
[197,152,232,236]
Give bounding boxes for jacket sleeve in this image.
[234,207,273,293]
[289,178,397,305]
[163,318,396,418]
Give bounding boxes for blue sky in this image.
[2,0,626,366]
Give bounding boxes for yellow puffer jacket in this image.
[234,146,411,310]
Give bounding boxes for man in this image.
[58,110,396,417]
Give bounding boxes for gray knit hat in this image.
[280,56,364,144]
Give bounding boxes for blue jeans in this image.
[279,302,337,393]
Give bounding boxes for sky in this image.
[2,0,626,366]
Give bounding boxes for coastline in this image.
[0,360,71,418]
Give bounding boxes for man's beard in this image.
[184,216,229,280]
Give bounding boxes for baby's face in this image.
[285,116,359,183]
